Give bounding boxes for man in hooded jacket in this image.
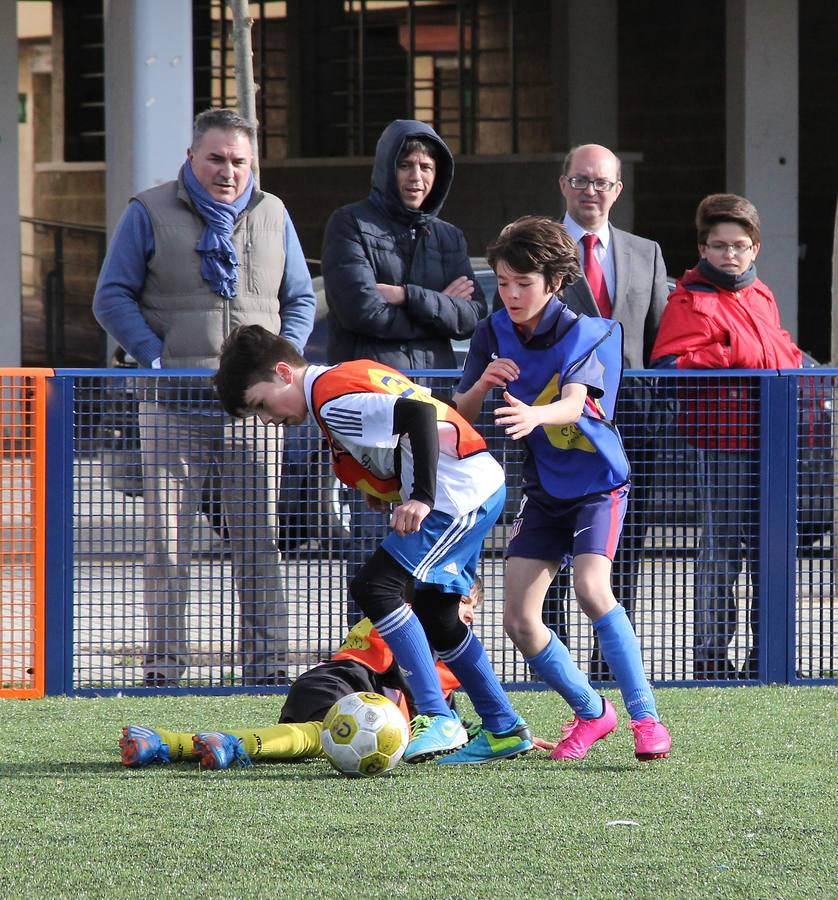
[321,120,487,623]
[321,119,486,370]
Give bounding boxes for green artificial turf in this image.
[1,686,836,899]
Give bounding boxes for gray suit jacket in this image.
[562,225,669,369]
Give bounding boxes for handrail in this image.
[19,216,108,368]
[20,215,106,235]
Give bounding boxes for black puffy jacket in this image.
[322,119,486,369]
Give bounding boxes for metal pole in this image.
[50,228,66,367]
[457,0,466,153]
[832,201,837,366]
[406,0,415,120]
[225,0,261,186]
[831,203,837,545]
[509,0,518,154]
[358,0,366,155]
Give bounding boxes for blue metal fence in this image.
[42,367,836,695]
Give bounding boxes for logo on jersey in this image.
[339,618,374,652]
[369,367,451,417]
[533,374,596,453]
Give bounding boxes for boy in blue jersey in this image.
[212,325,533,765]
[451,216,671,762]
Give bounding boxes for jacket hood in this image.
[369,119,454,225]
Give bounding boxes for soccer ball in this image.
[321,691,410,777]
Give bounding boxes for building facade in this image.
[9,0,837,366]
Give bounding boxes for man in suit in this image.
[557,143,670,679]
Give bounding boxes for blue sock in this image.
[594,604,659,721]
[373,605,452,717]
[526,631,602,719]
[438,631,518,733]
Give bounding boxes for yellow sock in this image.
[228,721,324,761]
[155,722,324,762]
[156,727,198,762]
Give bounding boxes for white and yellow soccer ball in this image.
[321,691,410,777]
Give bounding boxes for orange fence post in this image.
[0,369,52,698]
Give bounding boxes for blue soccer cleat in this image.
[437,716,533,765]
[403,713,467,763]
[120,725,171,768]
[192,732,253,770]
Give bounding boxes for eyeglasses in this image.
[704,241,754,255]
[565,176,617,193]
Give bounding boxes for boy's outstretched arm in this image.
[451,357,520,423]
[495,382,587,440]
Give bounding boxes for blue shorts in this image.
[506,484,629,568]
[382,486,506,597]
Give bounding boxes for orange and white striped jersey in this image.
[305,360,504,517]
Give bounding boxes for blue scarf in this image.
[182,161,254,298]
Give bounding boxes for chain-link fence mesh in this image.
[49,368,836,692]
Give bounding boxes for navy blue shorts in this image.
[506,484,629,567]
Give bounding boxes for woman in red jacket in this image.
[650,194,801,680]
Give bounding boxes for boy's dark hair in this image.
[695,193,761,245]
[192,107,256,149]
[213,325,307,416]
[486,216,581,291]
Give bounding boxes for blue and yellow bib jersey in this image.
[458,297,629,501]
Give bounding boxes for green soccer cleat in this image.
[437,716,533,765]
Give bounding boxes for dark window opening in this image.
[192,0,551,161]
[64,0,105,162]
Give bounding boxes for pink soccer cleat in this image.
[550,698,618,761]
[628,717,671,761]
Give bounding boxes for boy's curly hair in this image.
[487,216,581,291]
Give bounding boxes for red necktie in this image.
[582,232,612,317]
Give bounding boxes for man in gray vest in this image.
[558,143,669,679]
[94,108,315,687]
